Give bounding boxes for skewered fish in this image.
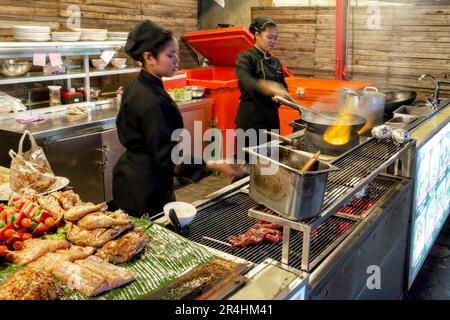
[66,221,134,247]
[77,210,130,230]
[96,229,149,264]
[0,267,61,300]
[64,202,108,221]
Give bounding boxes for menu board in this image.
[408,121,450,288]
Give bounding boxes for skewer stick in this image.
[202,236,233,248]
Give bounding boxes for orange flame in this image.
[323,114,353,146]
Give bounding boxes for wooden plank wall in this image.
[0,0,200,69]
[252,5,450,101]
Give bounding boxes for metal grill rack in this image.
[184,192,358,271]
[248,138,412,271]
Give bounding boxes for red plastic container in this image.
[182,27,256,157]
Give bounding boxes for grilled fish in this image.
[77,210,130,230]
[28,245,96,273]
[6,239,71,265]
[75,256,135,288]
[52,261,109,297]
[64,202,108,221]
[66,221,134,248]
[96,229,149,264]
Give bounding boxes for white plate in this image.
[12,25,51,33]
[15,37,51,42]
[108,32,128,36]
[51,36,81,41]
[51,32,81,36]
[0,176,70,201]
[13,32,50,37]
[79,28,107,33]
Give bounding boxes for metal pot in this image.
[184,86,206,98]
[339,86,385,128]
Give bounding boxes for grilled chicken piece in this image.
[75,256,135,288]
[28,245,96,273]
[66,221,134,248]
[50,190,81,210]
[0,267,60,300]
[64,202,108,222]
[77,210,130,230]
[6,239,71,265]
[96,229,149,264]
[37,195,65,224]
[52,261,109,297]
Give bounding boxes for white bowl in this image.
[163,201,197,228]
[111,58,126,67]
[114,64,127,69]
[91,59,107,70]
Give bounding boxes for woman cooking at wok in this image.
[113,20,245,217]
[234,16,293,157]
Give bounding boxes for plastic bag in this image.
[8,131,57,194]
[0,91,27,114]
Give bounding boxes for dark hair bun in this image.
[249,16,276,34]
[125,20,164,61]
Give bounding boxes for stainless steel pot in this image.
[339,86,385,129]
[245,145,339,220]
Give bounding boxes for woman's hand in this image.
[206,160,247,178]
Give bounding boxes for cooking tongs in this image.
[274,96,338,122]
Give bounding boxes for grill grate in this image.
[185,192,357,270]
[337,177,399,217]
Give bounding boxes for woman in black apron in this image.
[234,16,292,159]
[113,20,244,217]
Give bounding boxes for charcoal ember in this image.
[390,128,411,144]
[371,125,393,140]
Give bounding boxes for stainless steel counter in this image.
[0,97,213,141]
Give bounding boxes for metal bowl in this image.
[0,59,32,77]
[184,86,206,98]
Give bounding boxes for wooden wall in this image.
[252,4,450,101]
[0,0,200,69]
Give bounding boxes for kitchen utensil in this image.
[274,96,338,122]
[163,201,197,227]
[169,208,183,234]
[91,59,108,70]
[0,60,32,77]
[301,151,320,171]
[383,90,417,114]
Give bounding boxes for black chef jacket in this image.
[113,70,205,217]
[234,46,288,132]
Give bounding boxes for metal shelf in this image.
[0,41,125,58]
[89,67,140,77]
[0,71,86,85]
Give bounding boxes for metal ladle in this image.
[274,96,338,122]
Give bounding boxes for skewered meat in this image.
[64,202,108,222]
[0,267,60,300]
[36,194,65,224]
[5,239,71,265]
[75,256,135,288]
[52,261,109,297]
[66,221,134,247]
[96,229,149,264]
[77,210,130,230]
[28,245,96,273]
[50,190,81,210]
[226,220,283,248]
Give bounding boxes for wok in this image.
[277,97,367,135]
[383,91,417,114]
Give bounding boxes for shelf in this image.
[89,67,140,77]
[0,41,126,58]
[0,71,86,85]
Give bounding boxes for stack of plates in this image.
[107,31,128,41]
[51,31,81,42]
[12,25,51,41]
[78,28,108,41]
